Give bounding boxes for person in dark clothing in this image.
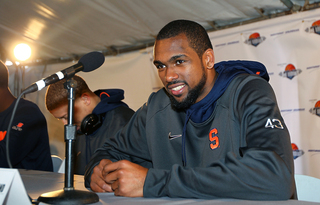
[0,60,53,171]
[84,20,296,200]
[45,74,135,175]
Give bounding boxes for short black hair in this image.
[156,19,213,58]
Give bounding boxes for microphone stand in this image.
[37,78,99,204]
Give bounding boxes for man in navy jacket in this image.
[85,20,296,200]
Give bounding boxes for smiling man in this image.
[153,33,215,111]
[84,20,296,200]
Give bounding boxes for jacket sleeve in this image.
[143,77,296,200]
[84,103,153,187]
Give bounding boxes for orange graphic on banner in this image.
[312,20,320,27]
[0,131,7,141]
[249,32,260,39]
[285,64,296,71]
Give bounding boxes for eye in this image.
[59,116,68,121]
[156,64,166,70]
[176,60,184,65]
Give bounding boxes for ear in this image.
[202,48,215,69]
[80,93,91,106]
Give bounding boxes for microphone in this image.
[22,51,105,94]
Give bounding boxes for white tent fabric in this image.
[1,0,320,62]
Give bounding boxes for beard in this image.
[167,70,207,111]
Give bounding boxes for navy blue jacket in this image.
[74,89,135,175]
[0,98,53,171]
[85,61,295,200]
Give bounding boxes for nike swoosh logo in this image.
[168,132,182,140]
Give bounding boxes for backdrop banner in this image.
[209,8,320,178]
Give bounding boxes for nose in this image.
[165,66,179,83]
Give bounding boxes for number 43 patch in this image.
[265,118,284,129]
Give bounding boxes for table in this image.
[19,169,319,205]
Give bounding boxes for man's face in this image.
[153,34,211,110]
[49,99,90,131]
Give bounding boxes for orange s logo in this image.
[209,128,219,150]
[0,131,7,141]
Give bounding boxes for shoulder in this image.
[145,88,171,111]
[232,74,268,88]
[229,74,278,116]
[6,99,47,131]
[235,74,274,96]
[16,98,45,118]
[133,88,172,120]
[218,74,274,109]
[147,88,169,104]
[18,98,39,109]
[226,74,273,98]
[107,105,135,118]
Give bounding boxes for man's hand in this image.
[103,160,148,197]
[90,159,113,192]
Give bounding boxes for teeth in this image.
[172,85,184,91]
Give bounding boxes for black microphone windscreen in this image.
[79,51,105,72]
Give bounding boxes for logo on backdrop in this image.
[305,20,320,35]
[244,32,266,47]
[292,143,304,160]
[279,64,302,79]
[309,100,320,117]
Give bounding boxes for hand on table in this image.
[90,159,148,197]
[90,159,113,192]
[103,159,148,197]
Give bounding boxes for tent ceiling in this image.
[1,0,320,66]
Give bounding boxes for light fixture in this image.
[14,43,31,61]
[5,61,13,66]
